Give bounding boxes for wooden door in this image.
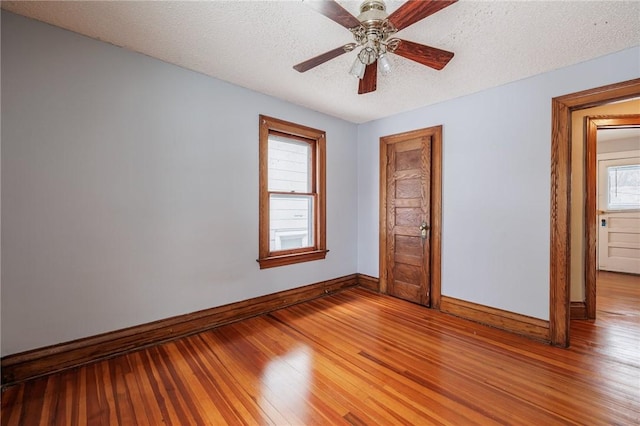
[597,155,640,274]
[380,126,442,307]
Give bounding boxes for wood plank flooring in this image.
[2,272,639,425]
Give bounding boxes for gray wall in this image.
[2,10,639,356]
[357,46,640,320]
[1,12,358,356]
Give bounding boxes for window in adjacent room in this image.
[607,164,640,210]
[258,115,327,269]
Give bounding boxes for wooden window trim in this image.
[258,115,327,269]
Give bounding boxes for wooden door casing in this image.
[551,78,640,347]
[379,126,442,307]
[584,114,640,318]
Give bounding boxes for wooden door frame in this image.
[584,115,640,319]
[379,125,442,308]
[549,78,640,347]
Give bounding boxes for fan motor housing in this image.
[357,0,388,25]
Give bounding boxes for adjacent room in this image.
[1,1,639,424]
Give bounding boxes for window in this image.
[258,115,327,269]
[607,164,640,210]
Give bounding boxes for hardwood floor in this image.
[2,274,639,425]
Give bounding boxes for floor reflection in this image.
[259,345,313,424]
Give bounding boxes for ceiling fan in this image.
[294,0,457,94]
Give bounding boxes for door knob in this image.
[419,222,429,239]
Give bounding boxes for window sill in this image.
[257,249,329,269]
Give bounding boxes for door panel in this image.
[396,178,422,198]
[383,133,431,305]
[394,262,422,284]
[598,212,640,273]
[395,235,422,256]
[395,208,422,226]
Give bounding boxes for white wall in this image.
[357,47,640,321]
[1,12,358,356]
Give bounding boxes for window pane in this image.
[608,164,640,210]
[268,135,311,193]
[269,194,314,251]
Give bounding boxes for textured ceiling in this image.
[2,1,639,123]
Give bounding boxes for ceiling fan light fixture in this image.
[296,0,458,94]
[378,53,392,75]
[358,45,377,66]
[349,56,366,79]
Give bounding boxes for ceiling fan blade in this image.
[358,63,377,94]
[388,0,457,31]
[293,44,356,73]
[392,39,454,70]
[303,0,361,29]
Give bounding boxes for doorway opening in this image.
[549,78,640,347]
[583,116,640,319]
